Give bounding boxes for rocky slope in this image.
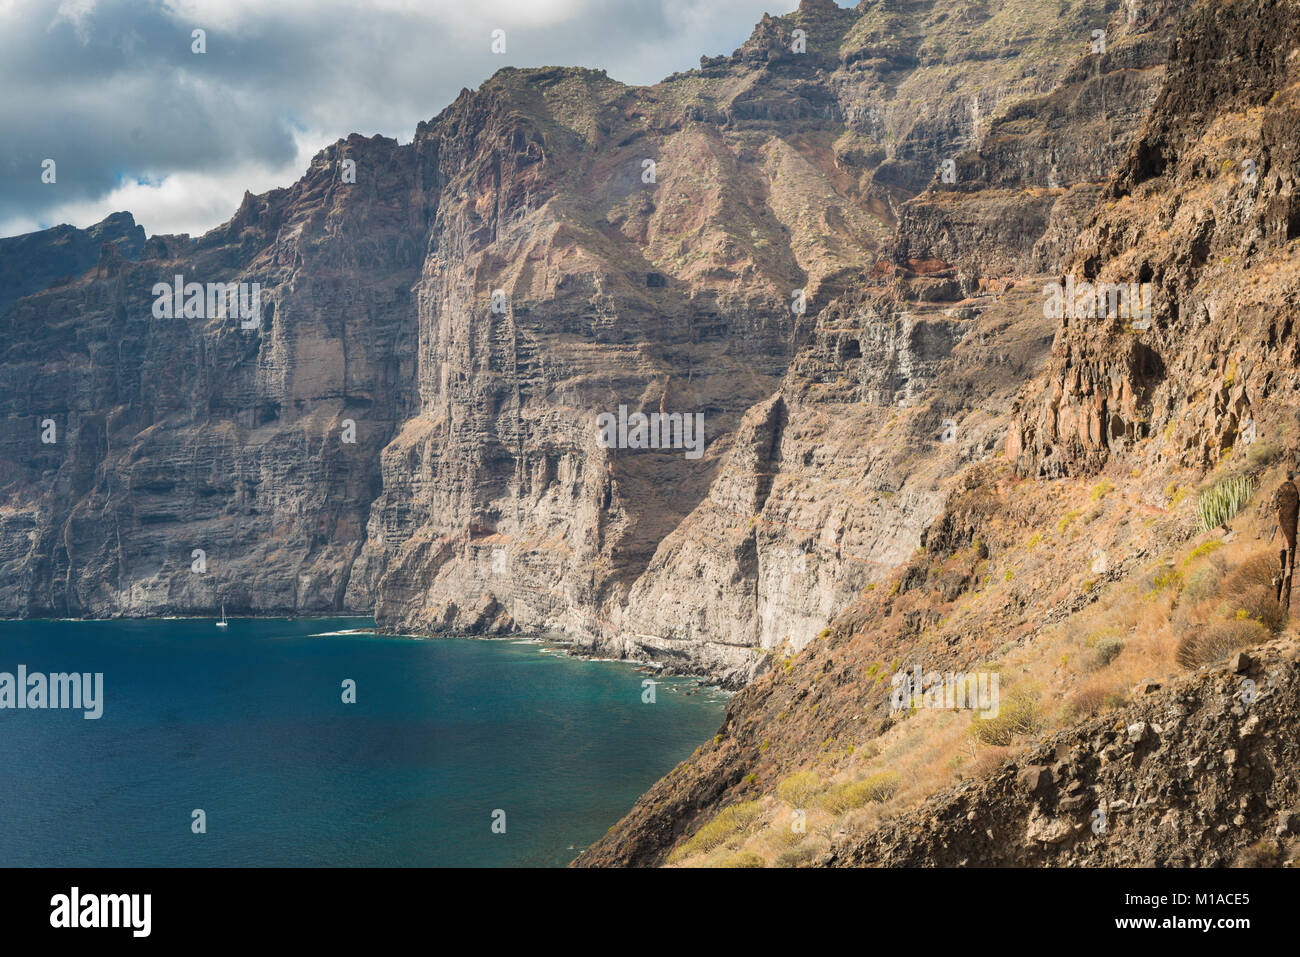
[577,0,1300,866]
[830,642,1300,866]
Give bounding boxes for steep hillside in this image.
[578,0,1300,866]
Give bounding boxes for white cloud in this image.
[2,0,800,240]
[0,129,326,238]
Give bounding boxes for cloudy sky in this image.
[0,0,800,239]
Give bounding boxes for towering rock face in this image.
[1008,0,1300,479]
[346,0,1191,683]
[0,135,422,617]
[344,67,817,654]
[0,212,145,314]
[1,0,1187,684]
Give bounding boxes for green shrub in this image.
[1196,475,1254,532]
[672,800,762,860]
[1183,560,1226,601]
[971,690,1042,746]
[776,771,821,807]
[1091,637,1125,669]
[1245,442,1281,472]
[819,771,901,813]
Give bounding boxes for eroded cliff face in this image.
[1009,0,1300,479]
[0,134,422,617]
[1,0,1187,686]
[578,0,1300,868]
[345,68,814,662]
[344,0,1190,683]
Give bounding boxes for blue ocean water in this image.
[0,618,725,867]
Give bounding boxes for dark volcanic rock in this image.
[0,212,145,315]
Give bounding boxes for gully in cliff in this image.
[596,404,705,460]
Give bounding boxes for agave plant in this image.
[1196,475,1255,532]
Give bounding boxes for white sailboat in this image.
[216,604,229,629]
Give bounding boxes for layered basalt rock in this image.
[1008,0,1300,478]
[0,0,1188,682]
[0,134,422,617]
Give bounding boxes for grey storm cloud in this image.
[0,0,796,239]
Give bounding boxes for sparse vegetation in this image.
[1177,618,1270,668]
[818,771,900,813]
[1246,441,1281,471]
[774,841,825,867]
[670,800,762,861]
[1196,475,1254,532]
[775,771,821,807]
[970,690,1042,746]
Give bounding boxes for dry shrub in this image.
[1234,839,1281,868]
[767,821,807,850]
[970,690,1041,746]
[1173,547,1288,670]
[1189,618,1270,666]
[969,745,1010,779]
[775,771,821,806]
[1233,585,1287,633]
[775,839,827,868]
[1222,550,1280,597]
[1174,628,1203,669]
[671,800,762,860]
[711,850,765,868]
[819,771,900,813]
[1064,682,1110,720]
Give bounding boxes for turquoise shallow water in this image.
[0,617,725,867]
